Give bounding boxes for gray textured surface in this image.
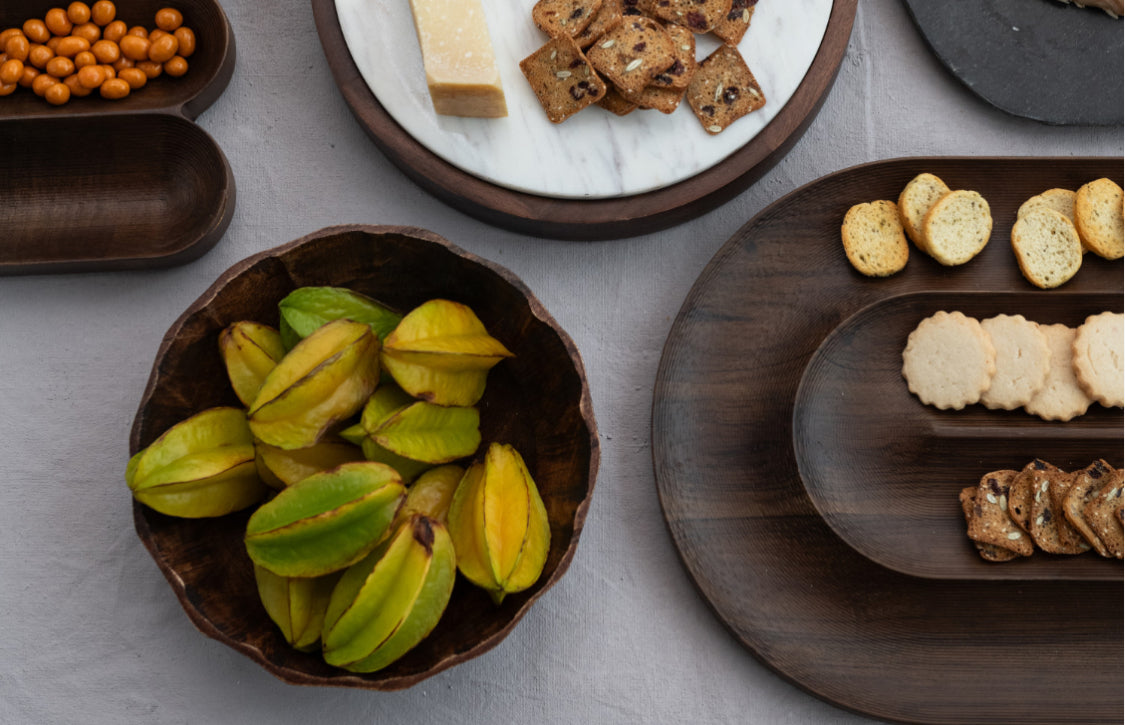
[0,1,1120,723]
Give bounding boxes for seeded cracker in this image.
[597,84,638,115]
[1063,460,1118,557]
[632,84,686,113]
[686,44,766,135]
[1084,476,1124,559]
[647,0,733,33]
[533,0,604,39]
[1046,469,1094,553]
[966,470,1033,556]
[649,23,696,90]
[712,0,757,45]
[519,36,607,123]
[574,0,624,48]
[960,487,1020,562]
[586,16,676,95]
[1008,459,1057,534]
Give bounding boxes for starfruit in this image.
[321,514,456,673]
[400,465,463,524]
[244,461,405,577]
[126,407,267,518]
[255,439,365,489]
[248,319,380,450]
[381,299,513,407]
[219,321,286,407]
[278,286,402,350]
[447,443,550,604]
[254,564,341,651]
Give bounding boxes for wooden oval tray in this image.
[903,0,1123,126]
[652,157,1123,723]
[0,0,236,274]
[311,0,857,240]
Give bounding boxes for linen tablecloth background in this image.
[0,0,1120,722]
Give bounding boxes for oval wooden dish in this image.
[310,0,857,240]
[0,0,236,275]
[129,225,599,690]
[652,157,1122,723]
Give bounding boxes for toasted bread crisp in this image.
[923,189,993,266]
[840,200,910,277]
[533,0,604,39]
[961,486,1020,562]
[685,44,765,135]
[1074,177,1124,259]
[1010,208,1083,289]
[1018,188,1078,227]
[898,173,951,254]
[712,0,757,45]
[587,16,675,94]
[1063,460,1118,557]
[966,470,1034,556]
[519,36,607,123]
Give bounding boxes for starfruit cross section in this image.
[244,461,405,578]
[322,514,456,673]
[248,319,380,450]
[126,407,266,518]
[447,443,550,604]
[219,321,286,407]
[254,564,341,651]
[381,299,513,407]
[278,286,403,350]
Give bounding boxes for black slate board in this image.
[903,0,1124,125]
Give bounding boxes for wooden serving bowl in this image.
[0,0,236,274]
[129,225,599,690]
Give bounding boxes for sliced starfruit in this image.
[278,286,402,350]
[254,564,341,651]
[244,461,405,577]
[219,321,286,407]
[248,319,380,450]
[322,514,456,672]
[255,439,365,489]
[126,407,267,518]
[447,443,550,604]
[381,299,513,406]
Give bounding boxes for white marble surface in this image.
[0,1,1121,723]
[336,0,831,198]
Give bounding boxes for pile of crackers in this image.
[519,0,766,133]
[901,310,1123,421]
[960,460,1123,562]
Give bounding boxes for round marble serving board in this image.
[334,0,831,199]
[903,0,1124,126]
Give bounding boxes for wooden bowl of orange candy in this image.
[0,0,236,274]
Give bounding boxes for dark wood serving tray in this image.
[903,0,1124,125]
[0,0,236,274]
[652,157,1123,724]
[310,0,856,241]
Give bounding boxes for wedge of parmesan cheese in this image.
[408,0,508,117]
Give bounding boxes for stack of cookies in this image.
[960,459,1124,562]
[519,0,766,133]
[901,310,1123,420]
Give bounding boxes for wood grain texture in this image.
[902,0,1124,126]
[652,157,1124,724]
[0,0,237,274]
[129,225,600,690]
[310,0,857,240]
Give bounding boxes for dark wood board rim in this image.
[129,224,601,689]
[0,0,237,275]
[651,157,1124,724]
[310,0,857,241]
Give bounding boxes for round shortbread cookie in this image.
[923,189,993,266]
[897,173,950,253]
[1017,188,1077,226]
[1010,208,1083,289]
[1074,178,1124,260]
[1072,311,1124,408]
[840,200,909,277]
[979,314,1051,410]
[1023,324,1092,421]
[902,311,996,410]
